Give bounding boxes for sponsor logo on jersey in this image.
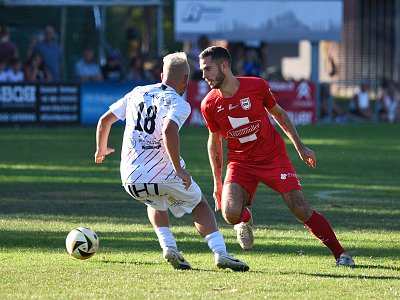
[128,138,136,149]
[226,120,260,139]
[142,145,161,150]
[240,97,251,110]
[217,105,224,112]
[139,138,162,150]
[229,104,239,110]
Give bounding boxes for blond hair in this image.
[162,52,190,80]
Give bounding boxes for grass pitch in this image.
[0,124,399,299]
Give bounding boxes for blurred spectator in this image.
[0,25,19,68]
[350,81,373,121]
[187,35,209,80]
[33,25,62,81]
[101,50,124,82]
[380,80,400,123]
[0,59,8,82]
[6,58,24,82]
[126,56,154,82]
[149,57,163,82]
[320,82,350,122]
[24,52,52,82]
[125,27,141,62]
[26,33,39,60]
[74,46,103,81]
[236,48,263,77]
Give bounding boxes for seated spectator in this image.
[24,52,52,82]
[380,80,400,123]
[0,59,8,82]
[126,56,154,82]
[149,58,163,83]
[350,81,373,121]
[0,25,19,69]
[75,46,103,81]
[236,48,263,77]
[6,58,24,82]
[101,50,124,82]
[320,82,350,122]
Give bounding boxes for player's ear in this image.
[221,60,229,71]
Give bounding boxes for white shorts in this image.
[123,180,202,218]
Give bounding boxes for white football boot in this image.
[163,247,192,270]
[336,252,356,268]
[234,216,254,250]
[215,252,249,272]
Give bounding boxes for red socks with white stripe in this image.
[304,210,345,259]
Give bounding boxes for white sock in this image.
[155,227,177,250]
[205,231,227,255]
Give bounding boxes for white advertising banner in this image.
[175,0,343,42]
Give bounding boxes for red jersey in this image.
[201,77,287,163]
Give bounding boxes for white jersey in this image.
[109,83,191,185]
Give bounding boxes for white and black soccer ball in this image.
[66,227,99,260]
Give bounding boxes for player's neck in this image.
[218,76,240,98]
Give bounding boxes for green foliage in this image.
[0,124,399,299]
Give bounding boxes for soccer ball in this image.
[65,227,99,260]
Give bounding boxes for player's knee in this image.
[222,209,241,225]
[291,202,312,222]
[284,193,312,222]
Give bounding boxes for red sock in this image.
[236,207,252,224]
[304,210,345,259]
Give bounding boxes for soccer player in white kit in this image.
[95,52,248,271]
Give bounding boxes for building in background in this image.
[282,0,398,97]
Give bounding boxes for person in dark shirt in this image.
[101,50,124,82]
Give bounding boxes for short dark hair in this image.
[199,46,231,67]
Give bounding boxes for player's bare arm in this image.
[162,118,192,189]
[267,104,317,169]
[95,110,117,164]
[207,130,224,211]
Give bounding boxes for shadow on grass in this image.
[98,259,161,267]
[1,185,399,231]
[0,228,398,263]
[293,271,400,281]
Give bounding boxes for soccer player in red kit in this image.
[199,46,355,267]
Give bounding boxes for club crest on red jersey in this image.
[240,97,251,110]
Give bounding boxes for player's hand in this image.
[94,148,115,164]
[176,168,192,190]
[213,183,223,211]
[298,146,317,169]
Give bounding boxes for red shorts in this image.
[224,154,302,205]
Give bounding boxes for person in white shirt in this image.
[6,58,24,82]
[94,52,248,272]
[350,81,373,120]
[75,46,102,81]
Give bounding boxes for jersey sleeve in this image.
[261,80,277,109]
[200,96,219,132]
[166,98,191,129]
[109,92,129,120]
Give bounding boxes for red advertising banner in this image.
[269,81,317,125]
[185,80,316,126]
[185,80,210,126]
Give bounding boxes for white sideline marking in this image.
[314,189,360,200]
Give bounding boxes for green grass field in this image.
[0,124,399,299]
